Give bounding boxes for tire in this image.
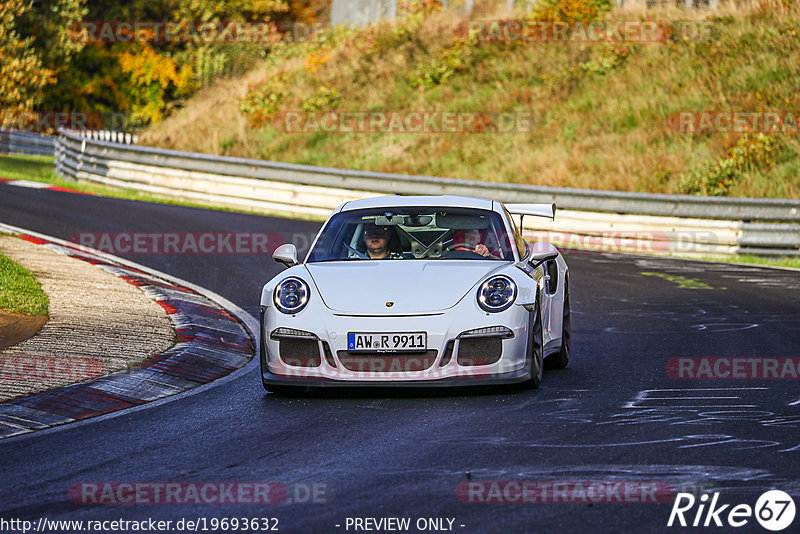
[546,276,570,370]
[524,300,544,389]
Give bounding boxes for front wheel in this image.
[524,301,544,389]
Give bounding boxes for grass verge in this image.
[689,253,800,270]
[0,250,49,316]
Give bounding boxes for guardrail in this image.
[33,130,799,257]
[0,129,56,156]
[1,129,137,156]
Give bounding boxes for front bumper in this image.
[261,365,533,387]
[260,304,534,387]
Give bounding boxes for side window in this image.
[504,208,526,258]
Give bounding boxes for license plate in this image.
[347,332,427,352]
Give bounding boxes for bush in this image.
[680,133,785,196]
[301,86,342,112]
[241,75,289,127]
[532,0,613,24]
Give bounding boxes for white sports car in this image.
[260,195,570,392]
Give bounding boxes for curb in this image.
[0,231,255,438]
[0,176,93,195]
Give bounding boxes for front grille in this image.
[337,350,437,373]
[279,338,321,367]
[457,337,502,366]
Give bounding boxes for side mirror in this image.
[529,250,559,265]
[527,242,559,267]
[273,243,299,267]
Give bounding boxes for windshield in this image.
[307,207,515,262]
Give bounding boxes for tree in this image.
[0,0,54,123]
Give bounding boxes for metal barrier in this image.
[1,129,137,156]
[24,130,798,257]
[0,129,56,156]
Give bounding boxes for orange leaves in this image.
[304,46,331,73]
[118,45,187,90]
[532,0,613,25]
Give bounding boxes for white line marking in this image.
[5,180,51,189]
[0,222,259,444]
[639,388,769,392]
[623,387,768,409]
[643,397,740,400]
[636,405,759,408]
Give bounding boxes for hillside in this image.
[141,2,800,198]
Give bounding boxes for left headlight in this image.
[477,275,517,313]
[273,277,310,314]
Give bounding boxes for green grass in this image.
[0,252,49,316]
[688,253,800,270]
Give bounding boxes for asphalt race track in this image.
[1,183,799,533]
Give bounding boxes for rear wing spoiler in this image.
[505,203,556,221]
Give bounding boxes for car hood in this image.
[305,261,506,314]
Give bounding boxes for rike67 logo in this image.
[668,490,796,531]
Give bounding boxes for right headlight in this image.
[477,275,517,313]
[273,277,310,314]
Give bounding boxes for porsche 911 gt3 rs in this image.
[260,195,570,392]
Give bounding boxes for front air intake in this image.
[279,338,321,367]
[457,337,502,366]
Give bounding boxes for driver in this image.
[451,229,498,258]
[363,225,403,260]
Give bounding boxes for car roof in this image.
[338,195,496,212]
